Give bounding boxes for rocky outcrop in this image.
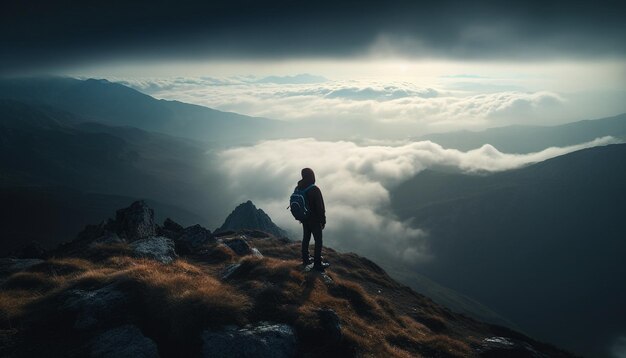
[89,232,124,247]
[178,224,212,252]
[221,263,241,280]
[223,236,253,256]
[216,201,287,238]
[201,323,296,358]
[315,309,342,343]
[130,237,177,264]
[62,284,128,330]
[68,200,156,250]
[88,325,159,358]
[115,200,156,241]
[221,236,263,258]
[158,218,213,254]
[163,218,184,232]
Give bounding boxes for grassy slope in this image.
[0,235,572,358]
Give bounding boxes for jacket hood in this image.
[297,167,315,189]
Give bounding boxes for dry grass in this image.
[0,238,491,357]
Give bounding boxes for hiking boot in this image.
[312,264,326,272]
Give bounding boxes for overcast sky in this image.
[3,0,624,130]
[2,0,626,73]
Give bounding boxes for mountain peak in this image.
[216,201,287,238]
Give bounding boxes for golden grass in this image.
[0,245,485,357]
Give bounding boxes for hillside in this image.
[0,77,289,144]
[0,201,572,357]
[0,100,238,251]
[417,113,626,153]
[390,143,626,357]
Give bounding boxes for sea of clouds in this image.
[119,76,565,133]
[217,136,619,266]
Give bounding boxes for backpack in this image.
[289,184,315,221]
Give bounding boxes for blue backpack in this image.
[289,184,315,221]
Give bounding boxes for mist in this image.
[215,136,620,266]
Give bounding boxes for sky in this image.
[2,0,625,132]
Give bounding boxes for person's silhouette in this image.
[297,168,326,271]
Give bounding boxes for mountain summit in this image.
[0,201,572,357]
[216,200,288,238]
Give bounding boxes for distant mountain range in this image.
[390,143,626,357]
[0,77,290,144]
[418,113,626,153]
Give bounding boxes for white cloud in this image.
[114,77,568,134]
[217,136,619,265]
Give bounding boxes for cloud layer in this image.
[217,136,619,266]
[120,77,566,133]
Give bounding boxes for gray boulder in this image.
[163,218,184,233]
[115,201,156,241]
[221,263,241,280]
[130,237,177,264]
[224,236,253,256]
[89,232,124,248]
[62,284,127,330]
[201,322,296,358]
[89,325,159,358]
[177,224,212,252]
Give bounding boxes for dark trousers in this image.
[302,221,323,265]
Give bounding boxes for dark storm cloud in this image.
[1,0,625,72]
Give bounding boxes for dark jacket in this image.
[296,169,326,225]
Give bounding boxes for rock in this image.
[115,201,156,241]
[221,263,241,280]
[201,322,296,358]
[89,232,124,248]
[163,218,184,232]
[75,221,112,242]
[242,229,270,238]
[216,201,288,238]
[478,336,548,358]
[177,224,212,253]
[316,309,342,343]
[88,325,159,358]
[130,237,177,264]
[62,284,127,330]
[224,237,253,256]
[0,258,44,276]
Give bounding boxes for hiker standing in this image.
[291,168,326,271]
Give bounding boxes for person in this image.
[297,168,326,271]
